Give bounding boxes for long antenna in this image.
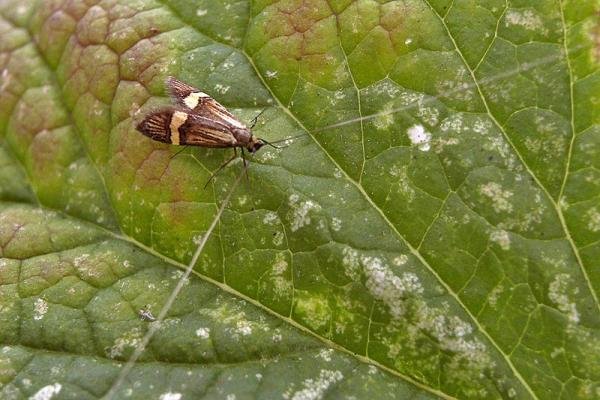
[259,44,583,148]
[259,133,310,147]
[269,133,310,144]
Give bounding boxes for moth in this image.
[137,307,156,322]
[136,76,282,183]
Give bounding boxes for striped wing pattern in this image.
[165,76,246,129]
[180,114,237,147]
[136,108,172,143]
[136,77,244,147]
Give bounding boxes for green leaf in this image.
[1,0,599,399]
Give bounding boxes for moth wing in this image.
[165,76,246,129]
[136,107,175,144]
[165,76,200,104]
[181,114,237,147]
[136,106,236,148]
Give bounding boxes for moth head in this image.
[250,137,288,153]
[247,136,265,153]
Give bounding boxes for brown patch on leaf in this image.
[275,0,332,34]
[76,5,109,45]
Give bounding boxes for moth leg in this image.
[249,109,266,129]
[169,145,190,160]
[203,148,239,189]
[240,148,251,184]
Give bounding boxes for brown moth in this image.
[136,76,273,154]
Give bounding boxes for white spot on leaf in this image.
[107,328,143,358]
[488,285,504,308]
[373,102,395,130]
[330,217,342,231]
[288,194,321,232]
[504,9,548,35]
[263,211,279,225]
[341,247,361,281]
[272,231,285,246]
[407,124,432,151]
[30,383,62,400]
[318,349,333,362]
[159,393,182,400]
[393,255,408,266]
[290,369,343,400]
[196,327,210,339]
[270,253,292,296]
[586,207,600,232]
[490,230,511,250]
[236,320,252,336]
[479,182,514,213]
[33,298,48,320]
[548,274,580,324]
[362,256,423,319]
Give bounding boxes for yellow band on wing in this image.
[183,91,210,109]
[169,111,188,145]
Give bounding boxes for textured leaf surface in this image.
[0,0,599,399]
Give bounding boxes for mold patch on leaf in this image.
[361,255,423,319]
[489,229,511,250]
[33,298,48,321]
[158,392,182,400]
[195,327,210,339]
[264,252,293,298]
[548,273,580,324]
[2,0,600,397]
[504,9,549,36]
[287,369,343,400]
[586,207,600,232]
[293,292,331,333]
[479,182,514,214]
[106,327,143,359]
[287,193,322,232]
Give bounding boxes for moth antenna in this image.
[250,108,267,129]
[265,133,310,146]
[259,138,286,149]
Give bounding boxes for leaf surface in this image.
[0,0,599,399]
